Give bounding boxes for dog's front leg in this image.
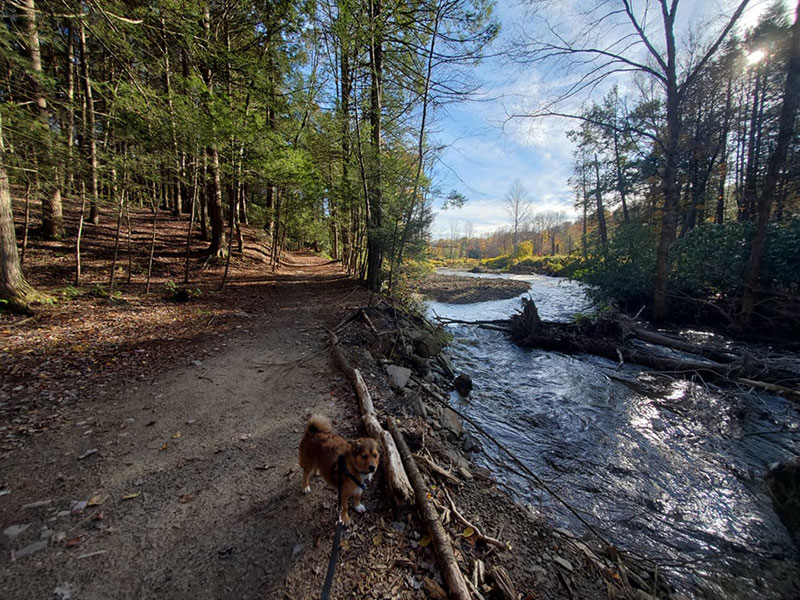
[354,487,366,514]
[339,490,352,525]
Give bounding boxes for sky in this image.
[427,0,779,240]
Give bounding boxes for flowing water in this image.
[427,270,800,599]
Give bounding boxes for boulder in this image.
[454,373,473,396]
[462,430,481,452]
[415,333,443,358]
[385,364,412,389]
[440,407,462,438]
[767,459,800,547]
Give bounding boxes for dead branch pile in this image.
[507,298,800,394]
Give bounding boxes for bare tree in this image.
[449,220,460,259]
[464,221,475,256]
[505,179,533,257]
[513,0,751,319]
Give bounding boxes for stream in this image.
[427,270,800,599]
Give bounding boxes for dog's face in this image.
[351,438,380,475]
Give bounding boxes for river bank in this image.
[425,269,800,600]
[414,273,531,304]
[325,303,650,599]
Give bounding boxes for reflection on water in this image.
[428,271,800,599]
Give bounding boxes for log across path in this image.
[0,253,372,599]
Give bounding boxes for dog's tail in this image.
[305,414,332,436]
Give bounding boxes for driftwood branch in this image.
[330,334,413,506]
[388,418,472,600]
[415,454,461,484]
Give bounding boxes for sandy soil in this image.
[416,274,530,304]
[0,253,371,599]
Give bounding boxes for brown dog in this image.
[298,414,380,525]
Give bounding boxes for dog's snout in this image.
[368,464,376,473]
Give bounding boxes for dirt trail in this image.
[1,252,367,599]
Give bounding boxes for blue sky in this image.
[427,0,778,239]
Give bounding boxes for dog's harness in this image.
[320,455,366,600]
[338,458,367,491]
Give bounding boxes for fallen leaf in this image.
[462,527,475,538]
[179,494,193,504]
[419,535,431,548]
[65,537,83,548]
[121,492,140,501]
[372,533,383,546]
[159,442,169,451]
[88,493,108,506]
[173,431,181,439]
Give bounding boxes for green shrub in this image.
[577,222,657,307]
[481,254,512,270]
[763,216,800,289]
[671,222,751,296]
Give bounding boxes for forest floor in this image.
[2,201,636,599]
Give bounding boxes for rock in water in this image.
[766,459,800,547]
[454,373,473,396]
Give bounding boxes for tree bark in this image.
[79,20,100,225]
[365,0,384,292]
[0,113,43,312]
[21,0,64,238]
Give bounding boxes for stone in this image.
[440,408,462,437]
[3,524,30,540]
[410,394,427,417]
[386,365,412,389]
[454,373,473,395]
[552,556,573,572]
[462,430,481,452]
[13,540,48,559]
[436,355,456,380]
[650,418,667,432]
[766,458,800,546]
[458,466,473,480]
[415,333,443,358]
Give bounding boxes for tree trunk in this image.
[653,73,681,320]
[207,147,226,256]
[79,21,100,225]
[593,155,608,256]
[65,20,76,194]
[365,0,384,292]
[202,6,226,257]
[75,180,86,285]
[0,114,42,312]
[612,128,629,222]
[739,0,800,328]
[21,0,64,238]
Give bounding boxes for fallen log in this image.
[628,326,739,364]
[330,334,413,506]
[508,298,800,390]
[388,417,472,600]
